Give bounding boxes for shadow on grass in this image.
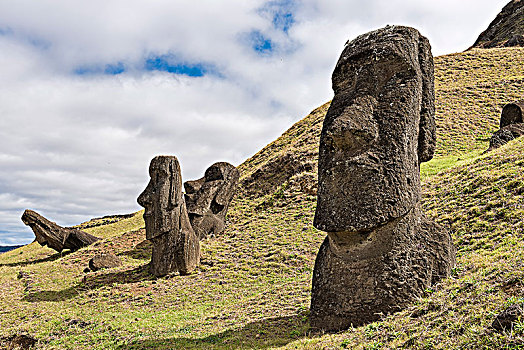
[118,314,312,350]
[0,250,72,267]
[23,264,155,302]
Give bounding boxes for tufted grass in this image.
[1,47,524,349]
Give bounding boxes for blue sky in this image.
[0,0,511,245]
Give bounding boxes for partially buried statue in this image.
[137,156,200,277]
[184,162,239,240]
[487,101,524,152]
[21,209,99,252]
[311,25,456,331]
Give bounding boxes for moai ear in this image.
[168,159,182,209]
[417,35,436,164]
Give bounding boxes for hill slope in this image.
[0,47,524,349]
[473,0,524,48]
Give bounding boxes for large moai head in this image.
[184,162,239,239]
[314,25,436,234]
[310,26,455,332]
[137,156,184,240]
[137,155,200,276]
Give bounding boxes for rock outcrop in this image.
[311,25,456,332]
[487,101,524,151]
[500,101,524,127]
[472,0,524,48]
[184,162,239,239]
[21,209,100,252]
[492,304,524,332]
[137,156,200,277]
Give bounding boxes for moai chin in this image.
[311,25,455,332]
[184,162,239,240]
[137,156,200,277]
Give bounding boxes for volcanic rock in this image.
[311,25,455,332]
[21,209,99,252]
[492,304,524,332]
[137,156,200,277]
[472,0,524,48]
[184,162,239,239]
[501,101,524,128]
[7,334,37,350]
[487,101,524,151]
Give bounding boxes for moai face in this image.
[184,162,239,239]
[137,156,183,240]
[314,26,436,234]
[21,211,50,246]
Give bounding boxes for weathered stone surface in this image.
[137,156,200,277]
[487,101,524,152]
[492,304,524,332]
[88,253,122,272]
[488,123,524,151]
[500,101,524,128]
[7,334,37,350]
[472,0,524,49]
[21,209,99,252]
[311,25,455,332]
[184,162,239,239]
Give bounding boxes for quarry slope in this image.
[473,0,524,48]
[0,47,523,349]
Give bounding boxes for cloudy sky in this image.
[0,0,510,245]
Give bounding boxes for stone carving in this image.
[311,25,455,331]
[21,209,99,252]
[487,101,524,151]
[500,101,524,128]
[137,156,200,277]
[184,162,239,239]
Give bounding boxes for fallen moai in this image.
[184,162,239,239]
[488,101,524,151]
[311,25,456,332]
[137,156,200,277]
[21,209,100,252]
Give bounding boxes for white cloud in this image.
[0,0,512,244]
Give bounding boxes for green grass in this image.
[1,47,524,349]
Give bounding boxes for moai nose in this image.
[326,102,378,157]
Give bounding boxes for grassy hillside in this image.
[1,47,524,349]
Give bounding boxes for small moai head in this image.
[500,101,524,128]
[314,26,436,233]
[137,156,183,240]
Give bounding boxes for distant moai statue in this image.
[184,162,239,240]
[312,25,455,331]
[137,156,200,277]
[21,209,100,252]
[487,101,524,151]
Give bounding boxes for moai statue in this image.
[487,101,524,151]
[137,156,200,277]
[311,26,455,332]
[21,209,99,252]
[184,162,239,240]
